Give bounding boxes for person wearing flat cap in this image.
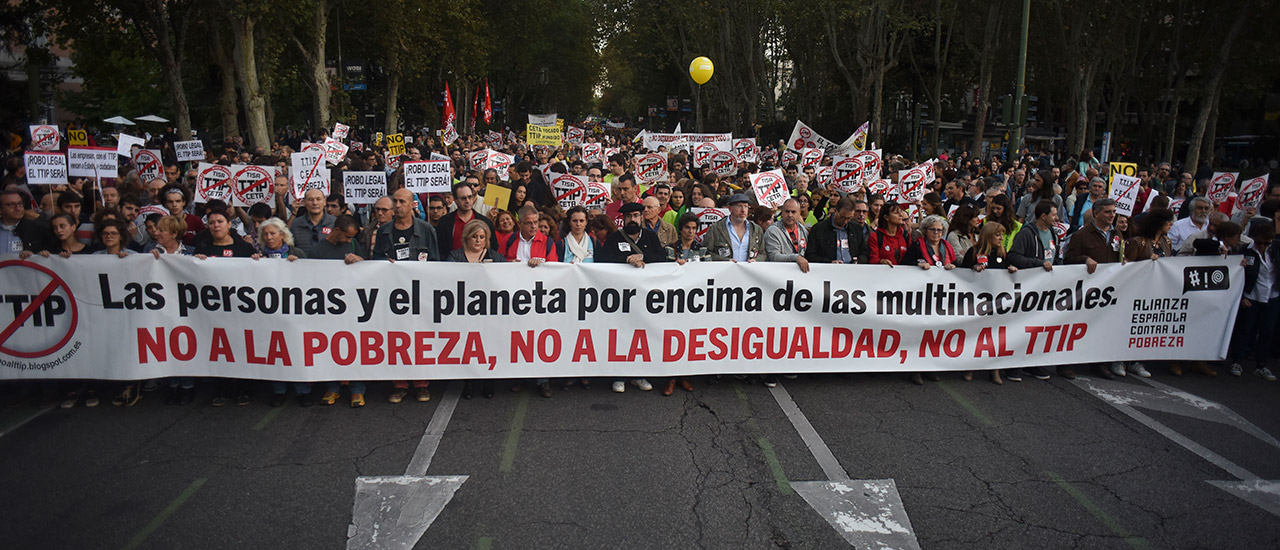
[598,201,667,266]
[702,193,766,262]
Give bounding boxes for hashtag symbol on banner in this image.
[1189,271,1201,287]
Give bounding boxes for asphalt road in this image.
[2,366,1278,550]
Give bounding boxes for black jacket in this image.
[11,218,53,252]
[598,229,666,264]
[435,210,497,258]
[804,217,869,264]
[1007,222,1060,269]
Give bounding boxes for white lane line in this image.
[405,382,464,475]
[768,384,850,481]
[0,406,50,439]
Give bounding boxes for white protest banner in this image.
[29,124,60,151]
[332,122,350,140]
[781,149,799,166]
[1208,172,1238,204]
[583,181,611,208]
[709,150,738,177]
[856,149,883,186]
[641,133,731,152]
[115,133,145,157]
[801,148,824,168]
[133,149,164,182]
[692,142,718,168]
[566,126,585,146]
[552,173,588,210]
[1109,174,1142,217]
[194,163,234,204]
[23,152,67,185]
[833,156,865,193]
[1233,174,1269,217]
[343,172,388,205]
[750,169,789,208]
[788,120,858,154]
[733,138,759,163]
[174,140,205,162]
[0,252,1240,380]
[897,165,929,204]
[528,113,558,126]
[323,138,349,166]
[290,151,329,200]
[67,147,118,179]
[691,207,727,242]
[231,165,274,207]
[815,166,836,189]
[848,121,870,153]
[403,159,451,193]
[635,152,668,184]
[582,143,603,164]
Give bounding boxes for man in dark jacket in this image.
[435,182,497,258]
[599,202,665,265]
[374,188,440,263]
[1,189,51,253]
[1064,198,1120,273]
[804,196,869,264]
[1008,199,1060,271]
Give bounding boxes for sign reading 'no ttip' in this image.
[0,260,79,361]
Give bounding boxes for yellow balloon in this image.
[689,57,714,85]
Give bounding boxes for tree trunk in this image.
[210,28,240,141]
[1183,9,1247,173]
[969,3,1002,160]
[1200,88,1221,169]
[1160,0,1187,163]
[226,12,269,149]
[384,71,400,134]
[294,0,330,130]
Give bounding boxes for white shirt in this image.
[516,233,534,261]
[1248,247,1278,302]
[1168,216,1204,252]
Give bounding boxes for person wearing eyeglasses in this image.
[358,196,394,258]
[436,181,498,259]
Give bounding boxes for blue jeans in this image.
[325,381,367,394]
[1232,297,1280,364]
[271,382,312,395]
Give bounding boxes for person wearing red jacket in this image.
[498,205,560,264]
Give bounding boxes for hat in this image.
[618,202,644,214]
[727,193,750,205]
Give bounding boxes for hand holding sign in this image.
[750,169,789,208]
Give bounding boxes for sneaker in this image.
[84,391,99,407]
[114,386,139,406]
[1190,362,1217,377]
[320,392,340,406]
[235,393,251,406]
[1110,362,1127,377]
[1229,363,1244,377]
[60,391,78,408]
[415,387,431,402]
[211,396,230,407]
[351,393,365,408]
[1004,369,1024,382]
[142,380,160,392]
[1127,362,1152,378]
[1025,367,1051,380]
[388,388,408,403]
[270,393,287,407]
[1255,367,1277,382]
[763,375,778,388]
[631,379,653,391]
[612,381,626,393]
[1056,366,1077,380]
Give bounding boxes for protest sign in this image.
[583,143,603,164]
[441,124,458,146]
[300,141,325,153]
[691,207,727,242]
[484,151,514,180]
[403,160,451,193]
[29,124,60,151]
[323,138,349,166]
[133,149,164,182]
[750,169,789,208]
[467,149,488,170]
[374,132,384,146]
[482,185,511,211]
[1207,172,1239,204]
[67,147,118,179]
[849,121,870,153]
[635,152,668,184]
[553,174,588,210]
[342,172,388,205]
[815,166,835,189]
[788,120,835,151]
[1109,174,1142,217]
[385,133,406,157]
[507,130,520,143]
[761,148,778,165]
[781,150,798,166]
[290,151,329,200]
[232,165,274,207]
[802,148,823,168]
[583,181,611,208]
[526,124,562,146]
[115,133,145,157]
[174,140,205,162]
[528,113,557,126]
[1109,162,1138,187]
[68,129,88,147]
[566,126,585,146]
[733,138,758,163]
[23,152,67,185]
[709,150,738,177]
[897,165,929,204]
[855,149,883,186]
[194,163,234,204]
[332,122,350,140]
[486,131,503,149]
[833,156,865,193]
[868,179,895,202]
[1233,174,1269,217]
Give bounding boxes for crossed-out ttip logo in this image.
[0,260,80,369]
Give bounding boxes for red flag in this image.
[470,85,478,135]
[483,78,493,125]
[443,82,456,128]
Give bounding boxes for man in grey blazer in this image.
[702,193,766,262]
[764,198,810,272]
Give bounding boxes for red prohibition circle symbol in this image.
[0,260,78,358]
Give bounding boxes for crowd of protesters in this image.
[2,121,1277,410]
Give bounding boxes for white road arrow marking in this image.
[347,383,467,549]
[769,385,921,549]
